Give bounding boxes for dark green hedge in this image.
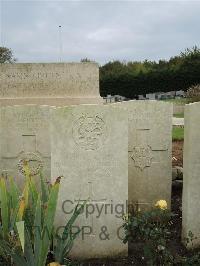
[99,47,200,97]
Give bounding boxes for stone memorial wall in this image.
[0,63,102,106]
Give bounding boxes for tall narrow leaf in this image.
[17,198,25,221]
[28,177,38,210]
[22,179,29,208]
[39,183,59,266]
[54,202,86,263]
[8,176,20,209]
[10,201,20,228]
[34,195,42,265]
[0,178,9,238]
[24,225,35,266]
[16,221,25,253]
[40,172,49,205]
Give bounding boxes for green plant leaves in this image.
[54,202,86,264]
[0,178,9,239]
[38,183,59,266]
[123,208,174,265]
[0,169,83,266]
[16,221,25,253]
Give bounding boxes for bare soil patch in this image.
[172,140,183,167]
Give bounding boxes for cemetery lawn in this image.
[164,98,192,105]
[174,113,184,118]
[172,127,184,141]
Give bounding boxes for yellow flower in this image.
[48,263,61,266]
[155,200,167,210]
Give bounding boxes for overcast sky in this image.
[0,0,200,65]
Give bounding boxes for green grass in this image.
[162,98,192,105]
[174,113,184,118]
[172,127,184,141]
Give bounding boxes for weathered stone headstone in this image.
[0,105,51,186]
[0,63,102,106]
[51,104,128,258]
[182,102,200,248]
[114,100,172,210]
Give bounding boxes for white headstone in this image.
[51,104,128,258]
[114,100,172,210]
[0,105,51,186]
[146,93,156,100]
[182,102,200,248]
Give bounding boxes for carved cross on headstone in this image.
[22,134,36,152]
[74,180,107,237]
[126,102,172,210]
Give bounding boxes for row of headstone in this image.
[0,62,199,254]
[182,102,200,248]
[0,101,173,258]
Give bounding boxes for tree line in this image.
[99,46,200,98]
